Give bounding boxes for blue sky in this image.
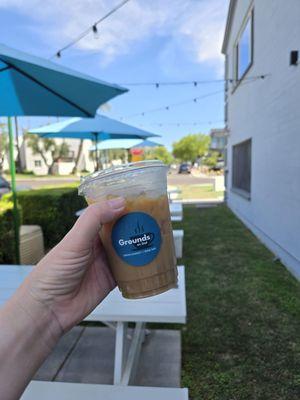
[0,0,229,149]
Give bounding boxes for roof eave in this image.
[221,0,237,54]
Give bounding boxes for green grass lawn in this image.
[173,184,223,200]
[177,205,300,399]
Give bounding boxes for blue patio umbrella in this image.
[130,139,163,149]
[0,43,127,263]
[90,138,163,151]
[0,43,127,117]
[29,115,160,169]
[90,139,145,151]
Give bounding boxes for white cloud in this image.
[0,0,229,72]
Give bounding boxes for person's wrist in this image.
[12,280,63,351]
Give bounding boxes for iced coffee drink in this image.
[78,161,177,299]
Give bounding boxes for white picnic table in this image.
[0,264,186,386]
[168,188,182,202]
[170,202,183,221]
[76,201,183,222]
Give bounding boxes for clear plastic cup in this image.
[78,160,177,299]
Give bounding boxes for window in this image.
[60,151,75,162]
[34,160,42,167]
[235,11,253,80]
[232,139,251,197]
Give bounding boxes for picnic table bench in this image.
[22,381,189,399]
[170,202,183,222]
[0,265,186,387]
[168,188,182,202]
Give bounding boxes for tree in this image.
[202,150,219,167]
[25,133,70,175]
[72,104,112,174]
[14,117,23,173]
[72,139,84,174]
[145,146,173,165]
[172,133,210,162]
[0,124,8,174]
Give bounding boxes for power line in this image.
[51,0,131,59]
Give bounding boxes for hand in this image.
[0,198,125,399]
[20,197,125,334]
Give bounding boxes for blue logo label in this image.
[111,212,161,267]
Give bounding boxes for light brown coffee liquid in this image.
[89,194,177,299]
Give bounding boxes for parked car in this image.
[0,175,11,198]
[178,163,192,174]
[209,158,225,172]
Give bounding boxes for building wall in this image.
[225,0,300,278]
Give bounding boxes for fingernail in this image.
[108,197,125,209]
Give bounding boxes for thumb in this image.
[62,197,125,250]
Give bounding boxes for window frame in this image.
[34,160,42,167]
[233,8,254,91]
[231,138,252,200]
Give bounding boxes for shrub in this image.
[0,200,22,263]
[3,186,86,249]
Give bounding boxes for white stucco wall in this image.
[20,138,95,175]
[224,0,300,278]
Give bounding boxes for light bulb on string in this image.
[92,24,99,39]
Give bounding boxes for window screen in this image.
[232,139,251,194]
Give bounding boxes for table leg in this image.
[120,322,146,386]
[113,321,128,384]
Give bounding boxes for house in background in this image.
[222,0,300,279]
[210,128,227,157]
[20,138,95,175]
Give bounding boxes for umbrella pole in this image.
[8,117,20,264]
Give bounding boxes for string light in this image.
[135,120,224,127]
[118,75,268,119]
[121,89,224,119]
[92,25,99,39]
[138,119,224,128]
[51,0,131,59]
[117,75,268,87]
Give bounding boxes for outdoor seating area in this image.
[0,166,188,396]
[0,264,186,389]
[2,203,299,399]
[1,2,300,398]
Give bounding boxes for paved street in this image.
[16,177,80,190]
[167,170,214,186]
[14,171,214,190]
